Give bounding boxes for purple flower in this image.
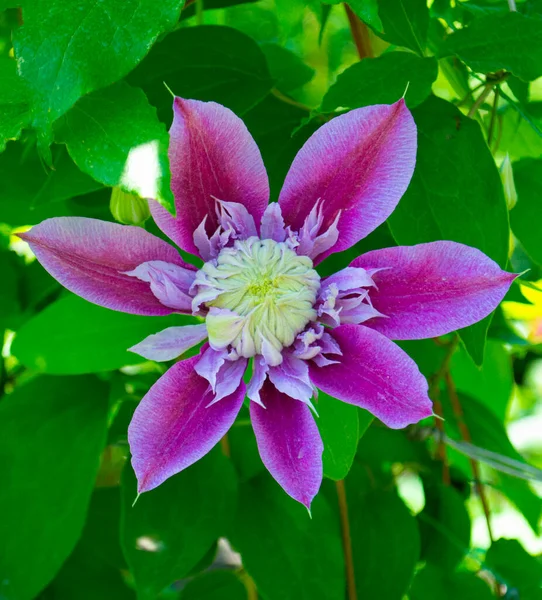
[20,97,516,509]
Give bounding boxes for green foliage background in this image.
[1,0,542,598]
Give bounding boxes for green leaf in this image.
[244,95,316,200]
[0,57,30,152]
[323,0,383,31]
[442,12,542,81]
[229,408,266,481]
[316,392,361,480]
[498,103,542,161]
[179,570,246,600]
[346,463,421,599]
[387,96,510,364]
[443,393,542,532]
[419,483,471,570]
[0,375,109,600]
[0,250,22,331]
[456,319,490,366]
[40,544,136,600]
[377,0,429,55]
[321,53,437,112]
[128,25,274,123]
[450,340,513,419]
[12,294,196,374]
[229,474,345,600]
[510,158,542,266]
[121,449,237,600]
[56,82,174,212]
[13,0,184,148]
[181,0,258,19]
[0,142,104,224]
[485,538,542,599]
[410,563,494,600]
[41,489,134,600]
[398,339,447,378]
[261,43,315,92]
[348,0,383,31]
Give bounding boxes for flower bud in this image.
[500,154,517,210]
[110,187,150,225]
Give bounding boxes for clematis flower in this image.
[20,97,516,509]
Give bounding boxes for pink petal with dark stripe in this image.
[19,217,190,315]
[129,355,245,493]
[353,242,517,340]
[278,100,416,261]
[309,324,432,429]
[150,98,269,256]
[251,382,323,509]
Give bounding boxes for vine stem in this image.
[344,4,373,59]
[428,336,459,485]
[487,86,500,145]
[220,433,231,457]
[336,479,357,600]
[270,88,312,112]
[195,0,204,25]
[467,84,494,119]
[444,371,495,543]
[238,570,258,600]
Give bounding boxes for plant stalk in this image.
[336,479,357,600]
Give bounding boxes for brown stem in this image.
[344,4,373,59]
[336,480,357,600]
[220,433,231,458]
[433,394,451,485]
[444,371,494,542]
[428,337,459,485]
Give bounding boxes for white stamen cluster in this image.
[192,237,320,364]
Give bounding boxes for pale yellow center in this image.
[196,237,320,361]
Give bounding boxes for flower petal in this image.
[260,203,287,242]
[124,260,196,312]
[278,100,416,260]
[19,217,189,315]
[129,324,208,362]
[251,382,323,509]
[268,353,314,405]
[195,345,248,404]
[309,324,432,429]
[352,242,517,340]
[150,97,269,256]
[129,355,245,493]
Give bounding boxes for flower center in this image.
[193,237,320,361]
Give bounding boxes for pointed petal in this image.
[210,357,248,405]
[309,324,432,429]
[129,324,208,362]
[260,203,287,242]
[268,353,314,404]
[124,260,196,312]
[353,242,517,340]
[19,217,189,315]
[150,98,269,256]
[129,355,245,492]
[194,345,248,403]
[278,100,416,260]
[251,382,323,508]
[247,355,269,406]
